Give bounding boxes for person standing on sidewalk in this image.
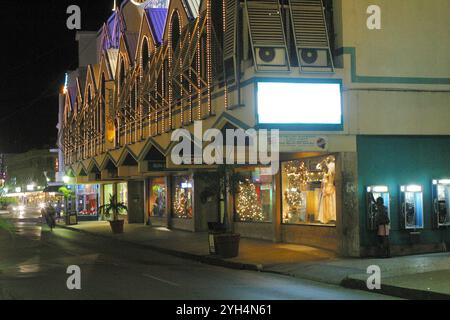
[43,203,56,231]
[375,197,391,258]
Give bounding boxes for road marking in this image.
[142,274,180,287]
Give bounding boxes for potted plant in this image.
[99,195,128,234]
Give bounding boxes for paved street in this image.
[0,211,396,300]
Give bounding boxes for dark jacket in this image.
[376,206,390,226]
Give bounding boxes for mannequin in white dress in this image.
[318,156,337,224]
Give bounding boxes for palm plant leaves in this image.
[99,194,128,221]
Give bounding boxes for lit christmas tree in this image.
[174,189,186,218]
[283,161,308,222]
[236,181,265,222]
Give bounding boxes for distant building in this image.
[0,154,6,188]
[4,149,57,192]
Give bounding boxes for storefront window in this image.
[117,182,128,206]
[282,155,337,226]
[235,168,273,223]
[104,184,113,205]
[149,178,167,217]
[172,176,193,219]
[77,184,99,217]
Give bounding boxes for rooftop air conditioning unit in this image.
[299,49,329,67]
[255,47,287,68]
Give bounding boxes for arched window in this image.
[171,11,181,51]
[119,58,126,89]
[101,73,106,134]
[75,97,80,113]
[170,11,181,102]
[87,85,92,105]
[142,38,150,72]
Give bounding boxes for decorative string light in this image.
[236,180,265,222]
[168,13,173,132]
[64,3,222,166]
[188,32,193,124]
[222,0,228,110]
[206,0,212,115]
[197,35,201,120]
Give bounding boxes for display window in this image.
[172,176,193,219]
[281,155,336,226]
[234,167,273,223]
[103,184,114,205]
[76,184,99,217]
[149,178,167,217]
[432,179,450,227]
[117,182,128,206]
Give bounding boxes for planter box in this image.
[109,220,125,234]
[214,233,240,258]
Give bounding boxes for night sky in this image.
[0,0,117,154]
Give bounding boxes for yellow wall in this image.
[341,0,450,78]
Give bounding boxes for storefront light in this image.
[438,179,450,185]
[401,185,422,193]
[15,187,22,193]
[372,186,388,193]
[367,186,388,193]
[181,182,192,189]
[63,176,70,184]
[27,184,35,191]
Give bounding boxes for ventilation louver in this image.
[245,0,290,71]
[289,0,334,72]
[223,0,238,80]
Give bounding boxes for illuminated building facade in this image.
[60,0,450,257]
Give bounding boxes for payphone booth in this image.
[400,185,424,230]
[432,179,450,228]
[366,186,390,231]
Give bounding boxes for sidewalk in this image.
[57,221,450,300]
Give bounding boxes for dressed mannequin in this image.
[318,156,337,224]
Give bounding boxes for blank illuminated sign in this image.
[257,82,342,125]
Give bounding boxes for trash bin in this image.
[214,233,240,259]
[66,211,78,226]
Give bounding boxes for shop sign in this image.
[149,161,167,171]
[273,134,329,152]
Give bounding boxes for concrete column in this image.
[339,152,361,257]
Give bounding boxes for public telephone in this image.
[366,186,390,231]
[400,185,424,230]
[432,179,450,228]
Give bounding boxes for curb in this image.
[56,224,260,272]
[341,277,450,300]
